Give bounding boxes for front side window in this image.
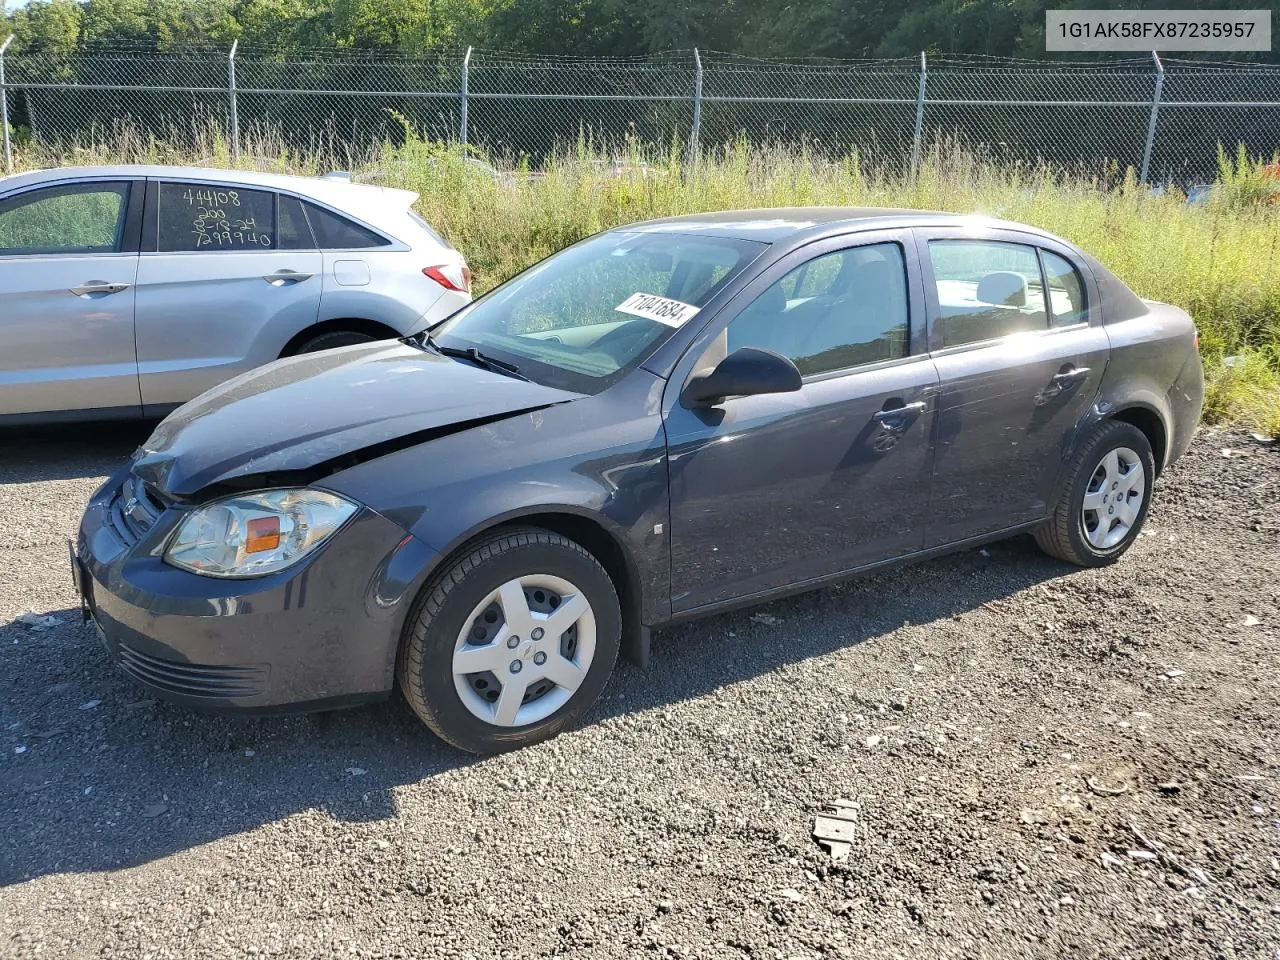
[1041,250,1087,326]
[0,182,130,256]
[157,182,276,252]
[726,242,910,376]
[432,231,766,393]
[929,240,1048,347]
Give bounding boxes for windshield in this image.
[431,231,767,393]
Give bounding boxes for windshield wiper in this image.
[421,335,530,381]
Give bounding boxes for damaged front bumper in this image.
[74,465,439,713]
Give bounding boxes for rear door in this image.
[0,178,142,417]
[664,230,939,612]
[133,180,323,411]
[917,227,1109,546]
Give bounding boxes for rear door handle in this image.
[1051,366,1091,387]
[872,400,927,431]
[263,270,314,286]
[1040,365,1091,402]
[70,281,130,297]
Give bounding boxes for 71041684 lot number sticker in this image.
[615,292,701,327]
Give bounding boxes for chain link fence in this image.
[3,42,1279,184]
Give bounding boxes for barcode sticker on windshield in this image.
[615,292,701,327]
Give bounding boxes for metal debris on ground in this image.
[1086,776,1129,797]
[813,799,859,862]
[17,613,61,631]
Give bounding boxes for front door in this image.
[0,179,142,417]
[133,180,323,410]
[664,231,939,614]
[917,229,1111,545]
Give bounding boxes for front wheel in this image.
[1034,420,1155,567]
[397,528,621,753]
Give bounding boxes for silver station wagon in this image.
[0,166,471,422]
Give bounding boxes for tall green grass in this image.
[10,127,1280,436]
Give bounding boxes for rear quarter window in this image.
[303,202,389,249]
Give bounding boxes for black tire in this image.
[293,330,378,354]
[1034,420,1155,567]
[397,528,622,754]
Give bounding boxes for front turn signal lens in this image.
[245,516,281,553]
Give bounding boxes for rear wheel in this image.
[397,528,621,753]
[293,330,378,354]
[1034,420,1155,567]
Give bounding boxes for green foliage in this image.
[1214,143,1280,209]
[8,0,83,57]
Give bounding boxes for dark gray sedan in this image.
[73,208,1204,753]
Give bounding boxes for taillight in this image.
[424,264,471,294]
[1193,328,1200,352]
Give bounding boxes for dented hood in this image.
[134,342,582,498]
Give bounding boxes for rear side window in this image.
[302,202,389,249]
[928,240,1048,347]
[0,182,130,256]
[157,182,276,252]
[1041,250,1087,326]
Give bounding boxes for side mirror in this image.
[682,347,803,406]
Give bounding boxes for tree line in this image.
[2,0,1277,61]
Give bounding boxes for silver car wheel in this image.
[451,574,597,727]
[1081,446,1145,550]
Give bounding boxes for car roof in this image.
[0,165,421,239]
[621,207,1055,244]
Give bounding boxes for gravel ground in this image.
[1,425,1278,960]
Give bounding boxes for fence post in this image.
[1,34,13,175]
[1139,51,1163,185]
[460,46,472,150]
[911,51,927,178]
[689,48,703,163]
[227,40,240,163]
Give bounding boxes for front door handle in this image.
[263,270,314,286]
[70,281,130,297]
[872,400,927,431]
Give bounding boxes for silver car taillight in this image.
[424,264,472,294]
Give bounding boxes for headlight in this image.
[164,489,358,578]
